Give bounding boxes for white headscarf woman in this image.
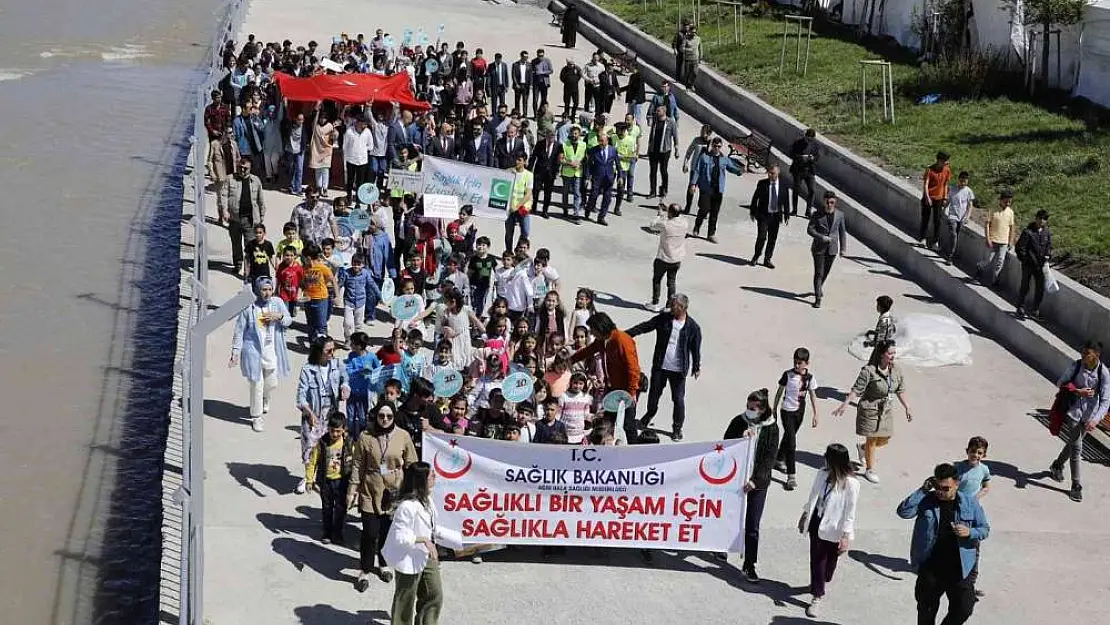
[230,276,293,432]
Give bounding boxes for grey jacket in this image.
[807,209,848,256]
[225,173,266,224]
[645,118,679,154]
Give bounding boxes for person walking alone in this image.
[798,444,859,618]
[644,202,688,311]
[1014,209,1052,319]
[788,128,820,217]
[806,191,847,309]
[1049,340,1110,502]
[897,463,990,625]
[627,293,702,442]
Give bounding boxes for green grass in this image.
[600,0,1110,271]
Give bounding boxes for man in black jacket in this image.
[559,59,583,121]
[511,51,533,118]
[749,165,791,268]
[789,128,820,217]
[627,293,702,442]
[488,53,510,111]
[721,389,780,583]
[1015,209,1052,319]
[621,64,647,123]
[529,130,562,217]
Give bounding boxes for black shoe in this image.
[774,460,788,473]
[764,260,776,269]
[613,208,622,216]
[1049,464,1064,482]
[750,256,759,266]
[813,298,822,309]
[1069,485,1083,502]
[598,218,609,226]
[639,414,654,429]
[672,427,683,442]
[542,211,550,219]
[571,216,582,225]
[742,566,760,583]
[647,192,657,198]
[1028,309,1041,320]
[354,577,370,593]
[1015,307,1026,319]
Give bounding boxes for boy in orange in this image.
[920,151,951,250]
[303,243,338,341]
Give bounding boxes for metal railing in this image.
[176,2,252,624]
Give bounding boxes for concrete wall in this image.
[556,1,1110,380]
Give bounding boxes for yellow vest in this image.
[510,168,533,209]
[390,160,419,198]
[561,141,586,178]
[616,135,637,171]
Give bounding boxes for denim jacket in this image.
[295,359,350,417]
[896,489,989,579]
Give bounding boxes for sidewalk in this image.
[197,1,1110,624]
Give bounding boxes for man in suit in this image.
[529,130,562,218]
[496,123,528,169]
[627,293,702,442]
[427,122,457,160]
[585,132,619,225]
[531,48,554,118]
[646,104,679,199]
[691,137,743,243]
[807,191,848,309]
[749,165,791,268]
[487,52,510,111]
[511,50,532,118]
[458,120,494,167]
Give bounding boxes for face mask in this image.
[743,409,759,422]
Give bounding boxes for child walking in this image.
[955,436,991,598]
[305,412,353,545]
[864,295,896,365]
[773,347,819,491]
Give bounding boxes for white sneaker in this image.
[863,470,880,484]
[262,401,270,414]
[295,478,307,494]
[645,302,663,312]
[806,596,822,617]
[251,416,265,433]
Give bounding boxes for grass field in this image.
[597,0,1110,288]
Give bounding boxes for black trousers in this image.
[684,186,697,213]
[532,84,549,116]
[648,151,670,195]
[915,567,976,625]
[583,82,596,112]
[345,162,369,199]
[753,215,782,262]
[513,87,529,114]
[674,53,684,79]
[490,88,506,111]
[812,253,836,299]
[319,478,349,541]
[742,487,768,571]
[644,368,687,430]
[228,215,255,268]
[1018,259,1046,310]
[920,199,946,246]
[776,407,805,475]
[792,173,816,216]
[563,87,579,120]
[360,511,392,572]
[532,174,556,215]
[694,189,724,237]
[650,258,680,305]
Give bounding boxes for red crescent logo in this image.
[433,450,473,480]
[699,457,738,485]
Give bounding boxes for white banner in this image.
[420,156,516,221]
[423,434,753,552]
[423,193,461,220]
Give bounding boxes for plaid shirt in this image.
[204,103,231,139]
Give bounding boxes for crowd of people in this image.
[211,10,1110,625]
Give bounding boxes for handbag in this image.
[1049,360,1082,435]
[1044,265,1060,294]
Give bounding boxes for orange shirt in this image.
[925,164,951,201]
[303,261,334,300]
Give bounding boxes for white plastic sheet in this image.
[849,313,973,367]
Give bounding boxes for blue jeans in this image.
[504,211,531,252]
[287,151,304,194]
[305,298,330,342]
[561,175,581,216]
[627,102,643,124]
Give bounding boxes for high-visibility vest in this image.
[561,141,586,178]
[390,160,419,198]
[510,168,533,210]
[616,135,637,172]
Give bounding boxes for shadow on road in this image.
[227,462,302,497]
[847,549,911,581]
[293,604,390,625]
[205,398,250,426]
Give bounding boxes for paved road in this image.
[199,1,1110,624]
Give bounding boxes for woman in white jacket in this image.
[797,443,859,618]
[383,462,461,625]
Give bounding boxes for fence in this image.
[175,1,252,624]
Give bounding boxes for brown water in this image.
[0,1,222,623]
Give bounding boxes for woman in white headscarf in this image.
[230,276,293,432]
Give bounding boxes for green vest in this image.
[510,168,533,209]
[616,135,637,171]
[561,141,586,178]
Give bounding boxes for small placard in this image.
[321,58,345,73]
[501,371,535,404]
[390,294,422,321]
[423,193,461,220]
[388,168,424,193]
[433,368,464,398]
[357,183,379,206]
[349,207,371,231]
[601,389,634,413]
[380,277,396,305]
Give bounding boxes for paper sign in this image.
[501,372,535,403]
[391,294,422,321]
[388,168,424,193]
[602,389,634,413]
[380,277,396,305]
[321,58,345,73]
[434,368,464,398]
[357,183,379,206]
[423,193,461,220]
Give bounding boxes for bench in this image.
[729,130,773,173]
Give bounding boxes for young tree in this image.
[1006,0,1090,88]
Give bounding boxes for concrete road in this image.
[198,1,1110,624]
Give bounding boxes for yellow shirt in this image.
[987,207,1014,245]
[278,237,304,256]
[304,262,334,300]
[306,436,347,481]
